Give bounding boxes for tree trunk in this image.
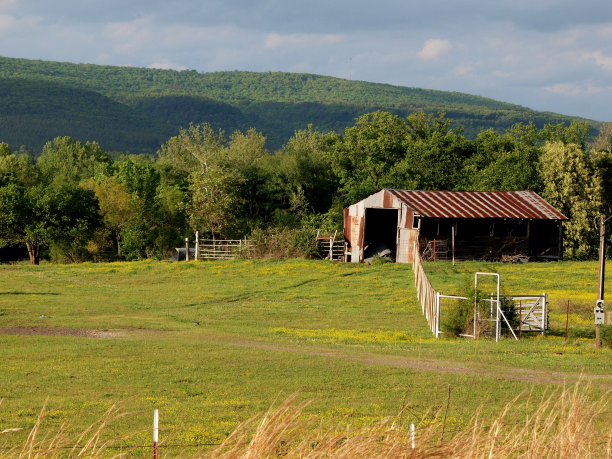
[25,241,40,265]
[116,231,121,257]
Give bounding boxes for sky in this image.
[1,0,611,121]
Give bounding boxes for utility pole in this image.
[595,215,607,348]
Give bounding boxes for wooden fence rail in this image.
[412,242,441,336]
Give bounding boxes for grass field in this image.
[0,259,610,456]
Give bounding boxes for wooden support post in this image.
[451,225,455,266]
[185,238,189,262]
[596,215,606,348]
[519,300,522,340]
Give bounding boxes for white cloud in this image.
[0,0,17,13]
[453,65,473,76]
[264,32,341,49]
[491,70,511,78]
[0,13,39,37]
[544,82,612,96]
[544,83,582,96]
[417,39,451,60]
[585,51,612,71]
[596,25,612,37]
[149,59,187,71]
[104,16,153,54]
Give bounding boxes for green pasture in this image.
[0,259,610,455]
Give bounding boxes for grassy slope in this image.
[0,56,595,153]
[0,259,610,455]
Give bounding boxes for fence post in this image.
[195,231,199,261]
[519,300,522,340]
[543,292,547,335]
[153,409,159,459]
[185,238,189,262]
[436,292,441,338]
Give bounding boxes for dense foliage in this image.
[0,109,610,264]
[0,56,599,152]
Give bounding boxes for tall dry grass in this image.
[206,383,611,458]
[0,399,130,458]
[2,383,610,458]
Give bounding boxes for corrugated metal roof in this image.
[386,190,567,220]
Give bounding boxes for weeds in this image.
[205,383,611,458]
[3,383,610,458]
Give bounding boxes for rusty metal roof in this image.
[386,190,567,220]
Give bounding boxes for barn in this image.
[344,189,567,263]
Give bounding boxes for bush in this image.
[442,296,473,337]
[443,283,515,337]
[249,226,319,259]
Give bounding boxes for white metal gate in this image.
[499,294,548,335]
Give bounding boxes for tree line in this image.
[0,111,610,264]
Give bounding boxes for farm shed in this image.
[344,189,567,263]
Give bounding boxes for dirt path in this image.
[199,334,612,388]
[0,327,136,339]
[2,327,610,387]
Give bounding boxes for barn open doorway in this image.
[363,208,398,260]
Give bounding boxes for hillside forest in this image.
[0,56,598,153]
[0,111,611,264]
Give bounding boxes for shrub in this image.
[248,226,319,259]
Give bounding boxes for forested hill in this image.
[0,56,597,153]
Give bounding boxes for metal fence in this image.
[497,294,548,335]
[198,239,252,260]
[412,240,548,340]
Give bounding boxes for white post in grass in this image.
[411,423,415,449]
[153,409,159,459]
[435,292,441,338]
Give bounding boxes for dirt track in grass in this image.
[0,326,142,339]
[2,327,610,388]
[200,334,612,388]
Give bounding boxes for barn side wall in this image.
[344,190,416,263]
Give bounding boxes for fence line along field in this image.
[0,259,610,456]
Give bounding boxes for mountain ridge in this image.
[0,55,599,153]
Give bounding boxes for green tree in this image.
[225,128,271,229]
[0,145,37,188]
[399,112,471,190]
[269,126,339,221]
[81,176,138,256]
[332,111,410,203]
[115,155,161,207]
[0,182,100,264]
[540,121,591,151]
[153,182,188,258]
[37,136,112,185]
[540,141,602,259]
[157,123,225,176]
[158,123,243,239]
[158,123,275,239]
[188,168,243,239]
[462,127,542,191]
